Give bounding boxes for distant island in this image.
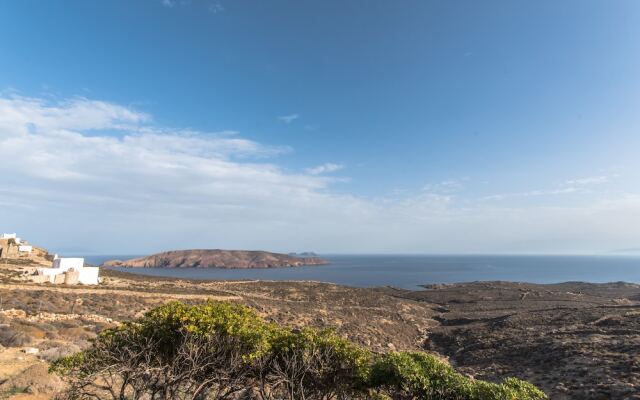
[103,249,329,269]
[288,251,319,257]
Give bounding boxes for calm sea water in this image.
[82,254,640,290]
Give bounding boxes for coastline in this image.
[95,253,640,290]
[2,261,640,398]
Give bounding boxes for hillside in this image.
[103,249,329,269]
[0,236,52,267]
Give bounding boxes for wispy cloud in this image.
[208,2,224,13]
[1,93,639,254]
[565,175,609,186]
[483,175,613,201]
[482,187,579,201]
[0,94,322,211]
[305,163,344,175]
[277,114,299,124]
[161,0,224,13]
[422,179,465,194]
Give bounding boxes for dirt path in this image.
[0,283,242,301]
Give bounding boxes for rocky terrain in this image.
[103,249,329,269]
[392,281,640,399]
[0,238,52,267]
[0,260,639,399]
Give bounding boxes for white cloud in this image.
[422,179,464,194]
[161,0,176,7]
[305,163,344,175]
[565,175,609,186]
[482,175,613,201]
[0,95,148,134]
[0,94,363,252]
[277,114,299,124]
[482,187,579,201]
[1,93,639,255]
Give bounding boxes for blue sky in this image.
[1,1,639,254]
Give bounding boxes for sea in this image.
[82,254,640,290]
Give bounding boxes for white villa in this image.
[37,255,100,285]
[2,232,100,285]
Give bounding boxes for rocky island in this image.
[103,249,329,269]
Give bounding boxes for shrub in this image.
[52,301,279,400]
[39,344,82,362]
[260,327,372,399]
[370,351,546,400]
[0,325,34,347]
[51,301,546,400]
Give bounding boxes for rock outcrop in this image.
[0,237,52,266]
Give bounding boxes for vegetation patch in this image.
[51,301,546,400]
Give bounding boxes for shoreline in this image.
[102,264,640,290]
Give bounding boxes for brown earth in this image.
[394,281,640,399]
[0,262,640,399]
[103,249,329,269]
[0,240,51,268]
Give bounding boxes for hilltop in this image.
[103,249,329,269]
[0,233,52,267]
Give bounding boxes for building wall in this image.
[64,270,80,285]
[78,267,99,285]
[18,245,33,253]
[53,258,84,271]
[39,268,62,278]
[36,265,100,285]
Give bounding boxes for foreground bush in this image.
[51,301,546,400]
[370,352,545,400]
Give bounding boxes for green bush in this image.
[51,301,546,400]
[52,301,278,399]
[370,351,545,400]
[263,327,372,398]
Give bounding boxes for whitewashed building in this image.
[52,257,85,271]
[18,245,32,253]
[1,233,17,239]
[37,256,100,285]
